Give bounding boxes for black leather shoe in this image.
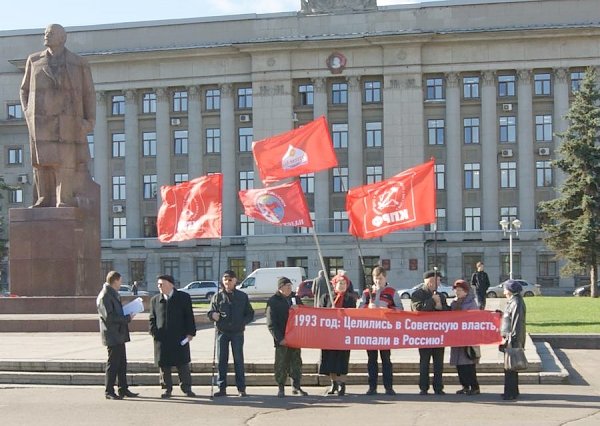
[434,390,446,395]
[385,388,396,396]
[292,387,308,396]
[456,388,468,395]
[118,389,139,398]
[238,391,248,397]
[213,389,227,397]
[326,382,338,395]
[105,392,123,400]
[161,390,172,399]
[337,383,346,396]
[366,387,377,396]
[185,391,197,398]
[467,389,480,395]
[419,390,428,395]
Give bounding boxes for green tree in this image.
[538,67,600,298]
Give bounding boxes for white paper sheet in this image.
[123,297,144,316]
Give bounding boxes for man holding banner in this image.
[411,269,450,395]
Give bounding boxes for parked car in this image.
[573,283,600,297]
[297,280,314,299]
[486,280,542,298]
[118,285,149,296]
[179,280,219,300]
[396,283,456,300]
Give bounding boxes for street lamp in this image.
[499,218,522,280]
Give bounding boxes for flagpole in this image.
[217,239,222,286]
[311,227,334,305]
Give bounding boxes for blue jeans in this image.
[217,331,246,391]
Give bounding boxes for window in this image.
[571,71,584,93]
[7,147,23,165]
[366,165,383,184]
[535,115,553,142]
[101,261,114,280]
[298,84,314,106]
[142,92,157,114]
[111,95,125,115]
[113,217,127,239]
[464,163,481,189]
[435,208,447,231]
[240,214,255,236]
[112,133,125,157]
[238,127,253,152]
[464,117,480,144]
[498,75,516,97]
[239,171,254,190]
[538,254,558,278]
[500,161,517,188]
[426,78,444,100]
[331,83,348,104]
[463,76,479,99]
[299,173,314,194]
[237,87,253,109]
[332,123,348,148]
[324,256,344,278]
[174,130,188,155]
[142,132,157,157]
[129,260,146,284]
[333,211,349,233]
[87,134,94,159]
[428,119,445,145]
[536,160,553,187]
[364,80,382,103]
[463,254,481,282]
[143,216,157,238]
[9,188,23,203]
[202,128,220,154]
[161,260,180,285]
[333,167,348,192]
[173,91,188,112]
[143,174,157,199]
[435,164,445,190]
[365,122,382,147]
[297,212,315,234]
[174,173,188,185]
[534,73,551,95]
[112,176,126,200]
[7,103,22,119]
[500,206,518,224]
[500,253,521,280]
[288,257,309,277]
[499,116,516,143]
[195,258,213,280]
[206,89,221,110]
[464,207,481,231]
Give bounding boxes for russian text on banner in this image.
[284,306,502,350]
[239,180,312,228]
[157,174,222,242]
[347,159,436,239]
[252,115,338,185]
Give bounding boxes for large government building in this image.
[1,0,599,292]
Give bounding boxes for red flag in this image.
[238,180,312,228]
[252,115,338,185]
[157,174,222,242]
[346,160,436,239]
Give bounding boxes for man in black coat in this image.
[471,261,491,310]
[411,269,450,395]
[266,277,308,398]
[149,274,197,398]
[208,270,254,397]
[96,270,138,400]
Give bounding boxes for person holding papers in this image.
[149,274,197,398]
[96,271,138,400]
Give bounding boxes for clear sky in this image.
[0,0,436,31]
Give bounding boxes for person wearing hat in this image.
[411,269,450,395]
[500,279,526,401]
[208,270,255,397]
[149,274,197,398]
[449,279,481,395]
[266,276,308,398]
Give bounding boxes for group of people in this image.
[96,263,526,401]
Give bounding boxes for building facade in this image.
[1,0,599,292]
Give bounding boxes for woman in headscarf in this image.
[318,274,356,396]
[449,279,481,395]
[501,279,526,400]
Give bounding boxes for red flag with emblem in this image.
[346,160,435,239]
[157,174,222,242]
[239,180,312,228]
[252,115,338,185]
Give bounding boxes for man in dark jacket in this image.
[96,270,138,400]
[149,274,197,398]
[411,269,450,395]
[266,277,308,398]
[471,261,491,310]
[208,270,254,397]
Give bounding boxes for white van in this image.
[237,267,304,299]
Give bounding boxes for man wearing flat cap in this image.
[208,270,254,397]
[149,274,197,398]
[411,269,450,395]
[266,276,308,398]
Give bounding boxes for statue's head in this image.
[44,24,67,50]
